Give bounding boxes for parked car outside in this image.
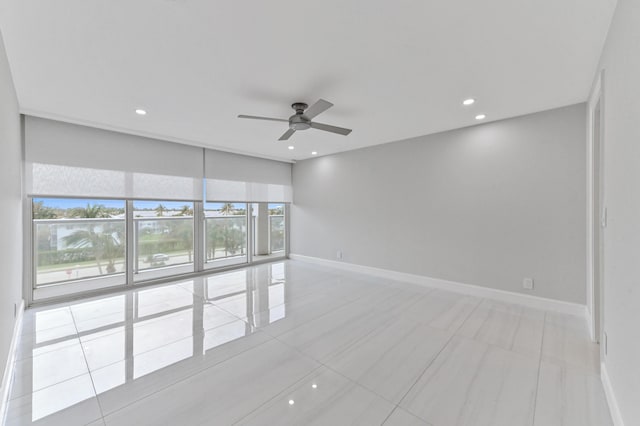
[150,253,170,266]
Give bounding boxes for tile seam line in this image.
[263,295,484,424]
[531,311,547,426]
[228,364,326,425]
[70,304,106,424]
[259,322,402,413]
[394,296,483,418]
[99,333,275,418]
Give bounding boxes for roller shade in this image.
[204,149,292,202]
[25,117,203,200]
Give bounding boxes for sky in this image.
[34,198,283,211]
[34,198,125,209]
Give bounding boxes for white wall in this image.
[0,28,23,395]
[292,104,586,304]
[594,0,640,423]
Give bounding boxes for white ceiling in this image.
[0,0,616,162]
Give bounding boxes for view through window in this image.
[204,202,248,267]
[33,198,126,286]
[31,198,286,294]
[133,200,195,280]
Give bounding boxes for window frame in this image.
[26,196,290,304]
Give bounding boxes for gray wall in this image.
[0,29,23,391]
[595,0,640,423]
[292,104,586,304]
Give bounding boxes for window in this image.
[268,203,285,253]
[204,202,248,268]
[25,118,292,302]
[33,198,126,287]
[133,200,195,281]
[30,197,287,301]
[252,202,286,260]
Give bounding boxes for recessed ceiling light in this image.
[463,98,475,106]
[475,114,486,120]
[312,384,318,389]
[288,146,294,150]
[135,109,147,116]
[311,151,318,155]
[288,400,295,405]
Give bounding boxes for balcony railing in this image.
[34,218,126,286]
[134,216,194,272]
[205,216,247,262]
[269,215,285,253]
[34,213,284,287]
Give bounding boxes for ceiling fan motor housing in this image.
[289,102,311,130]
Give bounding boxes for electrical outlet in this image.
[523,278,534,290]
[336,250,343,260]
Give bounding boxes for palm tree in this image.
[33,201,58,219]
[63,222,124,274]
[155,204,167,217]
[206,225,218,260]
[218,203,236,256]
[62,203,123,274]
[169,220,194,262]
[269,206,284,216]
[69,203,110,218]
[220,203,235,215]
[178,205,193,216]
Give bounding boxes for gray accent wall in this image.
[292,104,586,304]
[594,0,640,423]
[0,29,23,391]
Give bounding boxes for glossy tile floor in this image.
[6,261,612,425]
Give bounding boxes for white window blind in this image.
[204,149,292,202]
[25,117,204,200]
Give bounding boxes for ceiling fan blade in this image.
[238,114,289,123]
[278,128,296,141]
[310,121,352,136]
[304,99,333,119]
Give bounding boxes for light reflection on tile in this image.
[30,308,75,334]
[70,295,126,325]
[235,366,395,425]
[136,285,194,317]
[204,270,248,299]
[5,374,100,424]
[12,342,89,399]
[9,261,611,425]
[102,339,319,425]
[31,323,77,345]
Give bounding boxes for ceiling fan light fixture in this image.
[289,115,311,131]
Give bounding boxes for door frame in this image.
[586,70,605,343]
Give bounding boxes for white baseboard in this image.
[601,362,625,426]
[0,299,24,425]
[290,254,587,317]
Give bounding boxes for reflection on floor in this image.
[6,260,612,425]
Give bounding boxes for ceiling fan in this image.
[238,99,352,141]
